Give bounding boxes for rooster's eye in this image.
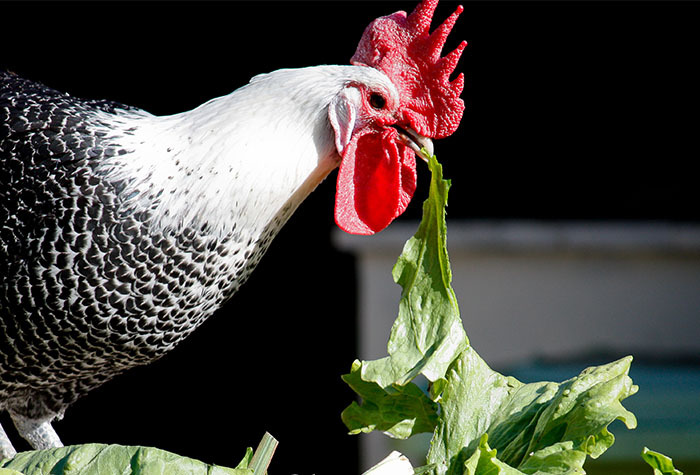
[369,93,386,110]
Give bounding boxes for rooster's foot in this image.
[9,413,63,452]
[0,422,17,460]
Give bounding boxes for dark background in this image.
[1,1,698,473]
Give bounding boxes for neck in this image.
[99,66,354,239]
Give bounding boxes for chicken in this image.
[0,0,464,458]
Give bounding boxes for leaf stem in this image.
[249,432,278,475]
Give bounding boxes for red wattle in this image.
[335,129,416,235]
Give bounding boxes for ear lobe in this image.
[328,88,360,155]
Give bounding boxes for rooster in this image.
[0,0,465,458]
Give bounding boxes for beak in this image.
[397,126,434,163]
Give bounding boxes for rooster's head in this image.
[330,0,466,235]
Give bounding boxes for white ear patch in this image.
[328,87,361,155]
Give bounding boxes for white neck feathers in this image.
[95,66,373,238]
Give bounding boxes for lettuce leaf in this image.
[428,348,637,474]
[0,443,252,474]
[358,155,468,389]
[342,359,439,439]
[342,155,639,475]
[641,447,683,475]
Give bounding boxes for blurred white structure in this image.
[334,220,700,470]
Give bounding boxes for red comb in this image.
[351,0,466,139]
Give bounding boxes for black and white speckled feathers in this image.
[0,70,314,424]
[2,72,234,420]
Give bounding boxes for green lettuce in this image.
[428,348,637,474]
[342,359,439,439]
[342,155,640,474]
[641,447,683,475]
[357,152,468,389]
[0,443,252,474]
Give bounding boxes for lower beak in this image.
[397,127,434,162]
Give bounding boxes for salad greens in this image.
[641,447,684,475]
[342,155,682,475]
[0,443,252,474]
[0,433,278,475]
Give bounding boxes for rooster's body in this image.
[0,0,465,459]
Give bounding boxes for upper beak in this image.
[397,126,434,162]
